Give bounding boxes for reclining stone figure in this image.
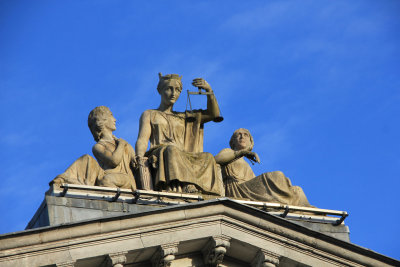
[215,128,312,206]
[50,106,137,190]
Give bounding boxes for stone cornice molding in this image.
[0,200,398,267]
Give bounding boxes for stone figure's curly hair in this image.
[88,106,111,142]
[157,72,182,94]
[229,128,254,150]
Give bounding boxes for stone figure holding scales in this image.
[135,73,224,196]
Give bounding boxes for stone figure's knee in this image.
[271,170,284,176]
[80,154,91,159]
[292,186,304,194]
[204,152,216,161]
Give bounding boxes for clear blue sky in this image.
[1,0,399,260]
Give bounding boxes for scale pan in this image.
[213,116,224,122]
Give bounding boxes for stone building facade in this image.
[0,185,398,267]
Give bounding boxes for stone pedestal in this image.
[27,184,350,242]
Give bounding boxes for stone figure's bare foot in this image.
[183,184,198,193]
[167,181,182,193]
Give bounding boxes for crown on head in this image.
[158,72,182,81]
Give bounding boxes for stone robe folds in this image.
[222,153,311,206]
[95,140,136,189]
[145,109,223,196]
[52,143,136,190]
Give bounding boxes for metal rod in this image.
[186,89,223,122]
[60,184,68,197]
[188,91,213,95]
[133,189,204,200]
[233,199,348,217]
[333,212,348,226]
[281,205,290,218]
[186,90,194,113]
[60,183,131,194]
[133,191,140,204]
[111,188,121,202]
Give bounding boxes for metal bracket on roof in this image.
[111,188,121,202]
[132,191,140,204]
[281,205,290,218]
[60,184,69,197]
[333,212,348,226]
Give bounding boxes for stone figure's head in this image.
[88,106,116,142]
[157,73,183,106]
[230,128,254,151]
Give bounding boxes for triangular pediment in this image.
[0,199,398,267]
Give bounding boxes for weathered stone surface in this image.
[26,192,348,244]
[291,219,350,242]
[26,194,161,229]
[26,186,350,242]
[55,261,76,267]
[1,199,398,267]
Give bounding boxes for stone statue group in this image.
[51,73,311,207]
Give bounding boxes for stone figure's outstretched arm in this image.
[135,110,151,157]
[127,143,137,169]
[92,138,128,168]
[215,148,260,165]
[134,110,154,190]
[192,78,222,123]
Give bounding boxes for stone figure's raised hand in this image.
[192,78,212,92]
[244,151,260,164]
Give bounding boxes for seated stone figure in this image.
[135,73,224,196]
[215,128,312,206]
[51,106,137,190]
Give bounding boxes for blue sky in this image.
[1,0,399,259]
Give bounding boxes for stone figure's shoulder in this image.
[172,111,186,119]
[141,109,155,116]
[92,142,104,152]
[124,142,135,156]
[139,109,158,122]
[126,141,135,151]
[220,148,234,153]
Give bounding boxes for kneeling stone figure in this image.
[215,128,312,207]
